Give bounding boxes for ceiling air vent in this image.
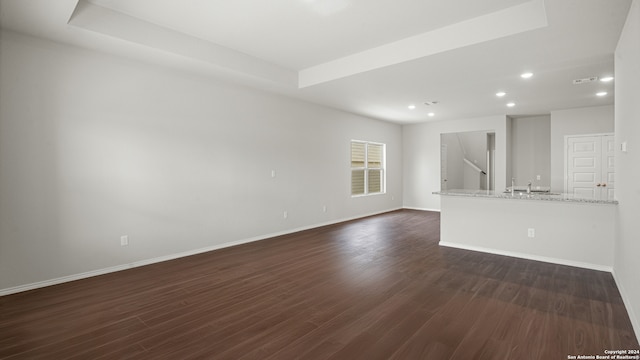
[572,76,598,85]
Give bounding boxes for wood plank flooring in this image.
[1,209,638,359]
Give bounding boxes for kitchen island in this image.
[434,189,617,271]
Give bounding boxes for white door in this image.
[567,136,600,199]
[566,134,614,200]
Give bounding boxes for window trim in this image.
[351,140,386,197]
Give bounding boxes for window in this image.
[351,140,385,196]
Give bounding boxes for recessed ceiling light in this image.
[496,92,506,97]
[600,76,614,82]
[596,91,608,97]
[408,105,416,110]
[507,102,516,107]
[428,112,435,117]
[520,72,533,79]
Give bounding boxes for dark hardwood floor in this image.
[1,209,638,359]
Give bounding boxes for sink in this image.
[503,190,559,195]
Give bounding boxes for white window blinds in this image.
[351,141,385,196]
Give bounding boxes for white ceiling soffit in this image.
[299,0,548,87]
[67,0,298,88]
[68,0,547,90]
[79,0,532,70]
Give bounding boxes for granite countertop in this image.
[433,189,618,205]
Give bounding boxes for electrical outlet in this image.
[271,170,276,178]
[322,205,327,213]
[283,211,288,219]
[527,228,535,238]
[536,175,541,180]
[120,235,129,246]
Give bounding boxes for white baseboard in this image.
[439,241,613,273]
[0,207,402,297]
[611,269,640,345]
[402,206,441,212]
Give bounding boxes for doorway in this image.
[440,130,494,191]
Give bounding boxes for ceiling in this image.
[0,0,632,123]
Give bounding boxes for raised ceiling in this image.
[85,0,534,70]
[0,0,632,123]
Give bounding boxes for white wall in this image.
[0,31,403,292]
[614,0,640,340]
[403,115,508,211]
[440,196,615,271]
[550,105,614,192]
[457,131,489,173]
[511,115,551,188]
